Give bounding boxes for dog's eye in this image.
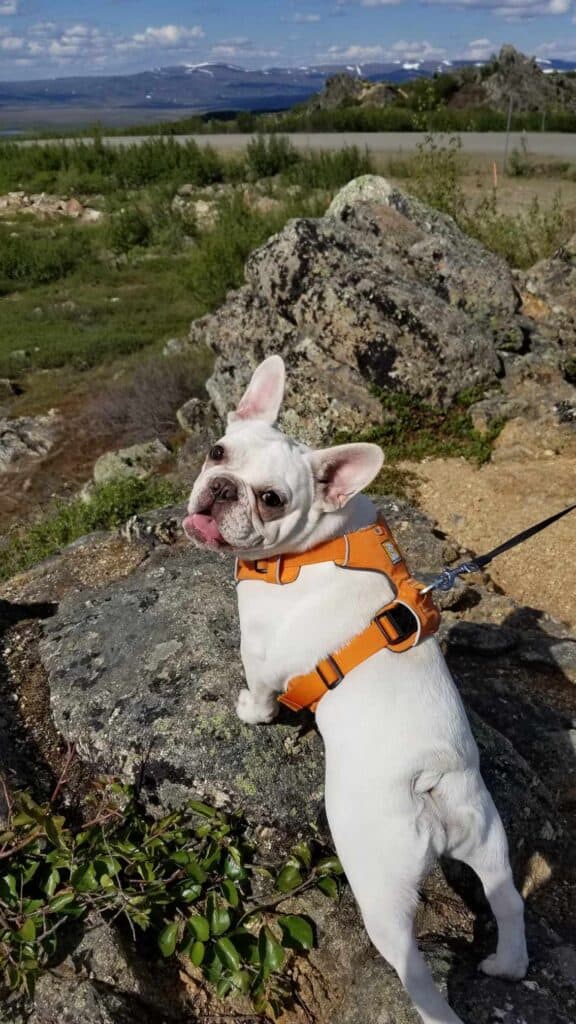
[260,490,284,508]
[209,444,225,462]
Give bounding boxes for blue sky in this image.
[0,0,575,80]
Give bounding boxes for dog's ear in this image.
[228,355,285,425]
[308,443,384,510]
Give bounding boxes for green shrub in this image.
[0,780,343,1010]
[463,191,572,269]
[0,225,92,293]
[396,133,574,269]
[507,137,534,178]
[283,145,374,190]
[338,389,502,467]
[244,134,301,179]
[409,133,466,216]
[0,138,227,195]
[185,191,326,316]
[107,206,153,253]
[0,476,183,581]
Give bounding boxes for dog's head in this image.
[183,355,383,558]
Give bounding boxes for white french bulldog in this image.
[183,355,528,1024]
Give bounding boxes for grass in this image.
[0,136,374,197]
[0,189,327,376]
[0,476,184,582]
[339,388,504,503]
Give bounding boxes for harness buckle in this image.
[374,602,419,647]
[315,654,344,689]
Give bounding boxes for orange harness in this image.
[236,520,441,713]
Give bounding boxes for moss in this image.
[338,389,504,504]
[368,465,421,503]
[338,389,503,469]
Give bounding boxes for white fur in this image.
[187,357,528,1024]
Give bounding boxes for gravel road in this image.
[24,131,576,159]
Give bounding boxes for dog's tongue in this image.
[183,513,225,546]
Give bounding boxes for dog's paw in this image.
[236,689,278,725]
[479,951,529,981]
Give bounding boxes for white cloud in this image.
[0,1,18,15]
[0,20,209,70]
[211,42,280,58]
[536,38,576,54]
[130,24,205,48]
[325,43,387,59]
[0,34,23,49]
[463,37,495,59]
[423,0,571,17]
[323,39,446,61]
[336,0,402,6]
[293,12,322,20]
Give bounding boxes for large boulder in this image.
[182,176,559,446]
[93,438,172,484]
[0,498,568,1023]
[0,412,60,471]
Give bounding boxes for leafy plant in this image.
[410,133,466,217]
[245,134,301,179]
[283,145,374,190]
[462,190,572,269]
[0,223,92,294]
[0,777,343,1015]
[0,476,184,582]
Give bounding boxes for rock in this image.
[28,920,182,1024]
[92,439,172,485]
[325,174,396,218]
[181,175,538,445]
[172,193,218,231]
[0,192,105,222]
[175,396,205,434]
[21,495,574,1023]
[64,197,83,218]
[521,235,576,321]
[41,541,327,831]
[0,412,60,471]
[80,207,104,223]
[326,177,520,318]
[0,378,18,399]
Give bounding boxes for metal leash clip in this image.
[420,501,576,598]
[420,561,480,595]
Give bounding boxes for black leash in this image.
[421,501,576,594]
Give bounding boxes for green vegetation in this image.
[0,135,373,196]
[0,137,227,195]
[0,138,374,375]
[0,192,327,376]
[0,476,183,581]
[342,388,503,501]
[0,778,343,1012]
[0,224,92,291]
[387,134,575,269]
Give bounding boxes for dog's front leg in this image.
[236,641,281,725]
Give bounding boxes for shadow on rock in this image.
[0,598,61,800]
[441,605,576,1024]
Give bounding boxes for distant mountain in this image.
[1,51,575,127]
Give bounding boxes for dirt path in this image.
[408,424,576,629]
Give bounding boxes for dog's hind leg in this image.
[433,769,528,981]
[326,792,464,1024]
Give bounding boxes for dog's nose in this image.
[209,476,238,502]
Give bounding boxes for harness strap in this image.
[236,519,441,713]
[236,521,409,586]
[279,579,439,713]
